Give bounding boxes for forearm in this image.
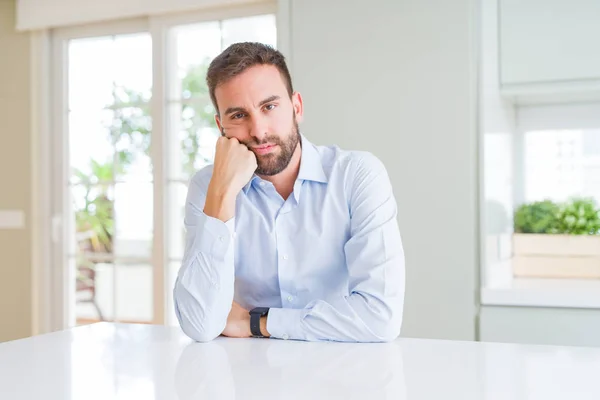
[174,213,235,342]
[174,263,234,342]
[266,287,404,343]
[203,182,237,222]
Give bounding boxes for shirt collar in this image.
[242,134,327,194]
[297,134,328,184]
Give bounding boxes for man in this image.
[173,42,405,343]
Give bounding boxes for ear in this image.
[214,114,225,136]
[291,91,304,123]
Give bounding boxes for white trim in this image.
[30,30,53,335]
[512,123,525,207]
[50,29,71,330]
[149,18,168,325]
[501,79,600,107]
[148,1,276,28]
[52,18,149,41]
[482,279,600,310]
[516,102,600,131]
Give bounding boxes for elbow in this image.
[364,296,403,343]
[179,314,226,343]
[372,318,402,342]
[182,325,222,343]
[174,294,227,343]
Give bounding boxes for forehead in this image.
[214,64,288,108]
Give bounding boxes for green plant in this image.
[73,61,215,289]
[514,200,559,234]
[514,197,600,235]
[553,197,600,235]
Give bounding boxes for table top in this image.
[1,323,599,399]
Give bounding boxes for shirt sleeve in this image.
[266,153,405,342]
[173,170,236,342]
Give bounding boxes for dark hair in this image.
[206,42,294,115]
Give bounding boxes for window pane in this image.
[168,260,183,326]
[75,260,115,323]
[71,184,115,258]
[174,21,221,101]
[111,34,152,99]
[525,129,600,205]
[221,14,277,48]
[112,106,153,182]
[69,33,152,111]
[167,182,188,260]
[114,182,153,258]
[68,37,115,111]
[114,263,153,322]
[69,109,115,184]
[169,102,219,181]
[68,32,153,326]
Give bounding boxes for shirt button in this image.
[282,333,289,340]
[287,295,293,302]
[218,236,224,242]
[259,181,266,186]
[282,254,289,260]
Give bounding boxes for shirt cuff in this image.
[192,213,234,261]
[267,308,308,341]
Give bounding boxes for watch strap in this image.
[249,307,269,337]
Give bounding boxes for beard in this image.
[241,116,301,176]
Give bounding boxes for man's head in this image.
[206,42,303,176]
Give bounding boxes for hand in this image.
[221,301,252,338]
[211,136,257,198]
[221,302,271,338]
[204,137,257,222]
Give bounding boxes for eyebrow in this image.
[224,95,281,116]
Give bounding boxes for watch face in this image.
[250,307,269,316]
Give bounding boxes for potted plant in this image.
[513,197,600,279]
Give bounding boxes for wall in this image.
[480,306,600,347]
[0,0,33,342]
[288,0,479,340]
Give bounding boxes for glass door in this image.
[55,26,155,326]
[49,6,277,329]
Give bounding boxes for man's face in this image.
[214,65,304,176]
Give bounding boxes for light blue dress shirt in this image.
[173,135,405,342]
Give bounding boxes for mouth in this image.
[251,144,278,155]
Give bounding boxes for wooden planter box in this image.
[513,234,600,279]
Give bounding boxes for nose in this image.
[249,115,268,142]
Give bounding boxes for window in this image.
[52,6,277,328]
[482,102,600,296]
[68,32,154,324]
[524,129,600,205]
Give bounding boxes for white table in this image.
[1,323,599,399]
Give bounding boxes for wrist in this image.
[204,184,236,221]
[260,316,270,338]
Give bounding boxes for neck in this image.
[259,143,302,200]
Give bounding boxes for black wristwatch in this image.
[249,307,269,337]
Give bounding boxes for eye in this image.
[264,104,276,111]
[231,112,245,120]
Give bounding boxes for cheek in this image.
[270,110,294,133]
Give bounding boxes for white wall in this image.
[288,0,479,340]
